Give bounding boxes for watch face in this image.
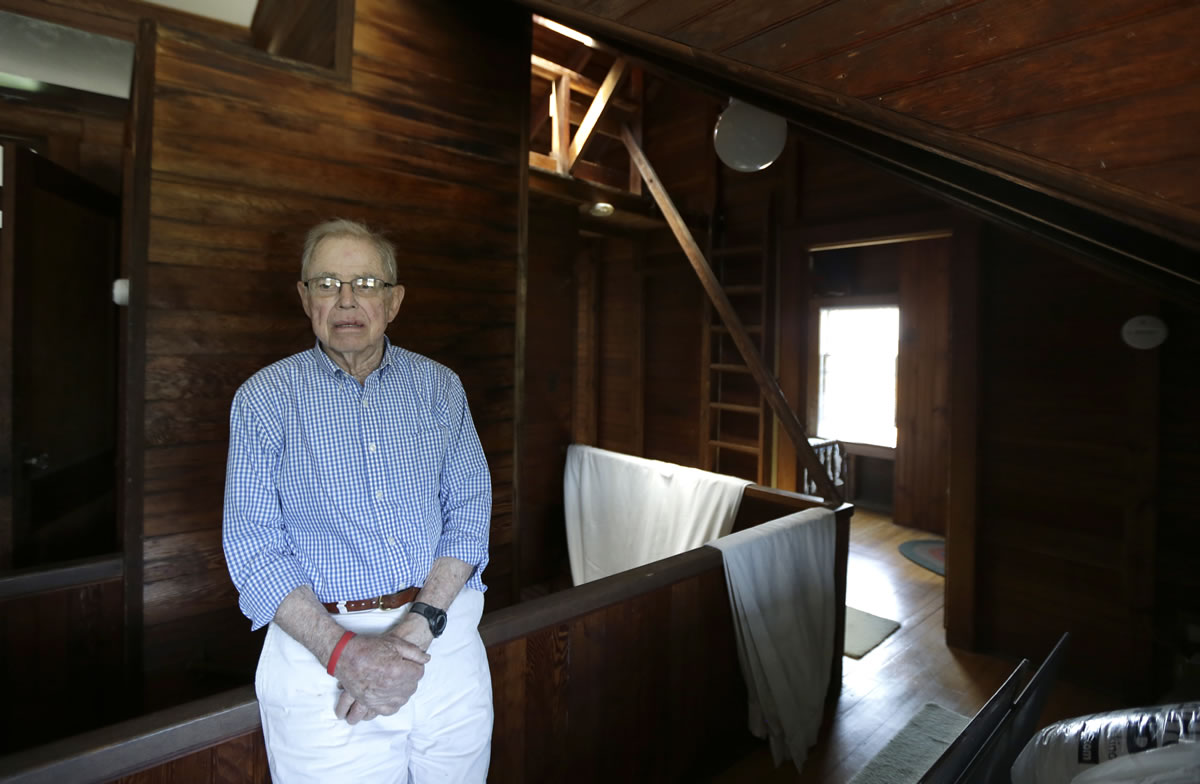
[413,603,447,636]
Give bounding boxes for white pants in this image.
[256,588,493,784]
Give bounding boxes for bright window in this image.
[816,306,899,448]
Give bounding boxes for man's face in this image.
[297,236,404,358]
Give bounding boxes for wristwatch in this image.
[409,602,448,638]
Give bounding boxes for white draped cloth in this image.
[709,507,836,772]
[563,444,751,585]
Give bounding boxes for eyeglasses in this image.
[302,276,397,298]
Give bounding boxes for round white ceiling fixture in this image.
[1121,315,1168,350]
[713,98,788,173]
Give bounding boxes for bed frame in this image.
[0,484,852,784]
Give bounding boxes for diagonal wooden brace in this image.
[620,125,843,505]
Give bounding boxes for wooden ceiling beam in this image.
[620,124,842,504]
[532,13,617,54]
[550,74,571,174]
[531,48,594,139]
[569,57,628,171]
[530,54,636,112]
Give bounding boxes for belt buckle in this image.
[378,591,398,611]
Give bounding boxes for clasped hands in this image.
[332,616,434,724]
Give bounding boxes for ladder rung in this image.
[711,245,762,257]
[723,284,763,295]
[711,402,761,415]
[708,439,760,455]
[710,325,763,334]
[710,363,751,374]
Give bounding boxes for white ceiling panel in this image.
[0,11,134,98]
[142,0,258,27]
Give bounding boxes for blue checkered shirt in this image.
[223,340,491,630]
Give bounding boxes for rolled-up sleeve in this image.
[433,373,491,589]
[223,386,309,630]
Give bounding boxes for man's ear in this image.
[297,280,312,318]
[387,284,405,323]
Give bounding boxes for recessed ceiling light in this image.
[587,202,615,217]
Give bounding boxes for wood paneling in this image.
[878,5,1200,133]
[488,565,746,783]
[1155,302,1200,696]
[596,237,642,455]
[518,204,579,597]
[895,238,953,535]
[0,577,128,752]
[0,101,124,195]
[946,221,981,649]
[108,727,271,784]
[590,80,717,471]
[138,0,527,695]
[975,226,1159,699]
[642,264,704,465]
[0,145,14,570]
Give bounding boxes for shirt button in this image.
[387,536,397,545]
[368,443,377,453]
[375,490,384,501]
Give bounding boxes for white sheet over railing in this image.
[709,507,836,772]
[563,444,751,585]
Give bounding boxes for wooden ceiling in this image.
[515,0,1200,291]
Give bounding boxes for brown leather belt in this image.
[322,586,419,614]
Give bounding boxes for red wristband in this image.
[327,631,355,676]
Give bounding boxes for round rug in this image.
[899,539,945,576]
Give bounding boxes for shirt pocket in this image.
[389,419,448,519]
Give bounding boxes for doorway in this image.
[794,232,955,535]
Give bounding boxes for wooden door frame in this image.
[0,143,14,570]
[779,210,981,649]
[118,20,156,701]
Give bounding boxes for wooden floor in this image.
[706,508,1118,783]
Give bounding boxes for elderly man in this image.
[223,219,493,782]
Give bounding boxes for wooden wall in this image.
[139,0,527,704]
[108,730,270,784]
[1157,302,1200,689]
[591,81,715,468]
[642,232,704,467]
[0,102,124,195]
[974,225,1161,698]
[518,203,579,597]
[595,236,642,456]
[629,82,713,467]
[0,577,127,752]
[488,564,746,783]
[894,238,952,535]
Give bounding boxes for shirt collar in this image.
[310,336,395,379]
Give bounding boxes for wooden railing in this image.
[801,438,847,497]
[0,488,852,784]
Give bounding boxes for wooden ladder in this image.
[701,198,775,483]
